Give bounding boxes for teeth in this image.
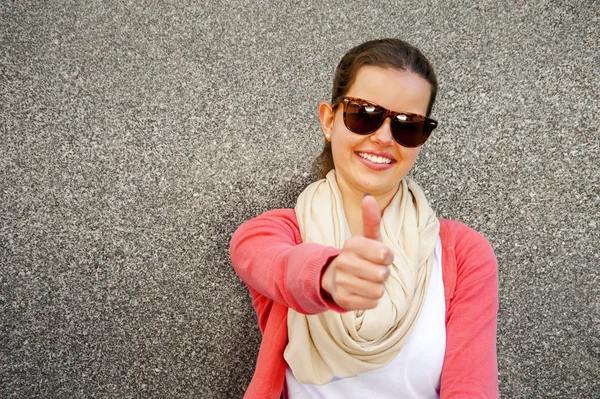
[359,152,392,164]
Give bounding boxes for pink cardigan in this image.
[230,209,499,399]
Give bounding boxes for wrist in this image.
[320,257,335,302]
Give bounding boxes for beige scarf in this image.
[285,170,440,385]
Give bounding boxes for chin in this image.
[355,178,400,196]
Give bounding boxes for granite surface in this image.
[1,1,599,398]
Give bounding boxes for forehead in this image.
[346,66,431,115]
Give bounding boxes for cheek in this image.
[393,147,421,175]
[330,132,364,164]
[330,117,347,141]
[399,147,421,162]
[330,124,357,152]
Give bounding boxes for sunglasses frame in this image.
[333,96,438,148]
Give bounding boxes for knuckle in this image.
[337,297,351,309]
[366,299,378,309]
[382,268,390,280]
[373,267,388,283]
[368,285,384,299]
[345,236,360,248]
[380,247,392,263]
[339,248,356,261]
[334,273,346,286]
[377,248,387,262]
[332,257,348,271]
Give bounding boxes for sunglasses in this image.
[334,96,438,148]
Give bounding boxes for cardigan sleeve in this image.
[439,220,499,399]
[230,209,345,317]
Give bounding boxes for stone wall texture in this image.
[2,1,599,398]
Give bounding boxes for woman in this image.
[230,38,498,399]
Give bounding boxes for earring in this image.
[325,133,331,140]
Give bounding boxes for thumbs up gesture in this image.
[321,194,393,310]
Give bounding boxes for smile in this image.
[357,152,394,164]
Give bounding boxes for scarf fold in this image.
[285,170,439,385]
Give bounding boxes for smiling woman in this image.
[230,39,499,399]
[320,66,433,234]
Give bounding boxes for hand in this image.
[321,194,393,310]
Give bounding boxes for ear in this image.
[318,102,335,141]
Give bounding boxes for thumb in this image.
[362,194,381,241]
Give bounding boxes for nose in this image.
[370,117,395,147]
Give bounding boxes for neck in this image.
[338,182,400,236]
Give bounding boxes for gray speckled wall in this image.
[1,1,598,398]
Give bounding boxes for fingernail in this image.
[363,193,371,198]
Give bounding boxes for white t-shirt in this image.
[284,237,446,399]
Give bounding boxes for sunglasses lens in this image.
[341,97,437,147]
[391,116,431,147]
[344,101,385,135]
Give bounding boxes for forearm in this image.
[230,209,344,314]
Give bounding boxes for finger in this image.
[335,254,391,282]
[345,236,394,265]
[362,194,381,241]
[335,274,386,299]
[335,293,380,311]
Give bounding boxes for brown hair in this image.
[312,38,438,179]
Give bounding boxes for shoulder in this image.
[259,208,298,224]
[231,208,301,245]
[438,218,497,297]
[239,208,299,230]
[438,218,495,258]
